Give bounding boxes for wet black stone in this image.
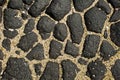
[24,19,35,34]
[61,59,80,80]
[0,50,4,60]
[0,0,6,6]
[86,59,107,80]
[22,0,33,5]
[37,16,55,40]
[96,0,111,14]
[82,35,100,58]
[17,32,38,52]
[34,63,41,75]
[110,21,120,47]
[8,0,24,10]
[84,7,107,33]
[49,40,63,59]
[109,9,120,22]
[73,0,95,11]
[53,23,68,41]
[26,43,44,60]
[103,30,108,39]
[100,40,117,61]
[111,59,120,80]
[2,57,32,80]
[46,0,71,21]
[67,13,84,44]
[108,0,120,8]
[28,0,50,17]
[40,61,59,80]
[65,40,79,57]
[2,38,11,51]
[0,7,2,22]
[21,13,28,20]
[3,29,18,39]
[78,58,87,65]
[4,8,22,29]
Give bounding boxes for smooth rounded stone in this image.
[21,13,28,20]
[17,32,38,52]
[22,0,34,5]
[103,30,108,39]
[82,35,100,58]
[15,50,20,55]
[84,7,107,33]
[109,9,120,22]
[4,8,22,29]
[96,0,111,14]
[37,16,55,40]
[26,43,44,60]
[65,40,79,57]
[100,40,117,61]
[2,57,32,80]
[2,38,11,51]
[34,63,41,75]
[61,59,80,80]
[46,0,71,21]
[3,29,18,39]
[73,0,95,12]
[110,21,120,47]
[108,0,120,8]
[49,40,63,59]
[86,59,107,80]
[66,13,84,44]
[28,0,50,17]
[111,59,120,80]
[40,61,59,80]
[0,50,4,60]
[0,0,6,6]
[8,0,24,10]
[24,19,35,34]
[53,23,68,41]
[78,58,87,65]
[0,7,2,22]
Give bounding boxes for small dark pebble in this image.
[0,7,2,22]
[78,58,87,65]
[103,30,108,39]
[2,38,11,51]
[15,50,20,55]
[0,0,6,6]
[21,13,28,20]
[108,0,120,8]
[0,62,2,73]
[0,50,4,60]
[34,63,41,75]
[22,0,34,5]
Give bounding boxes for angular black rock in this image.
[22,0,33,5]
[86,59,107,80]
[2,57,32,80]
[73,0,95,11]
[110,21,120,47]
[100,40,117,61]
[49,40,63,59]
[61,59,80,80]
[108,0,120,8]
[28,0,50,17]
[26,43,44,60]
[2,38,11,51]
[4,8,22,29]
[37,16,55,40]
[24,19,35,34]
[3,29,18,39]
[78,58,87,65]
[82,35,100,58]
[67,13,84,44]
[40,61,59,80]
[84,7,107,33]
[111,59,120,80]
[17,32,38,52]
[46,0,71,21]
[34,63,41,75]
[0,7,2,22]
[53,23,68,41]
[0,50,4,60]
[0,0,6,6]
[8,0,24,10]
[65,40,79,57]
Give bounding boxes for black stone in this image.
[0,7,2,22]
[2,38,11,51]
[53,23,67,41]
[28,0,50,17]
[86,59,107,80]
[0,62,2,73]
[46,0,71,21]
[49,40,63,59]
[17,32,38,52]
[65,40,79,57]
[21,13,28,20]
[0,50,4,60]
[82,35,100,58]
[3,29,18,39]
[8,0,24,10]
[22,0,33,5]
[40,61,59,80]
[103,30,108,39]
[2,57,32,80]
[24,19,35,34]
[15,50,20,55]
[78,58,87,65]
[67,13,84,44]
[34,63,41,75]
[108,0,120,8]
[84,7,107,33]
[0,0,6,6]
[26,43,44,60]
[73,0,95,11]
[61,59,80,80]
[37,16,55,40]
[111,59,120,80]
[110,21,120,47]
